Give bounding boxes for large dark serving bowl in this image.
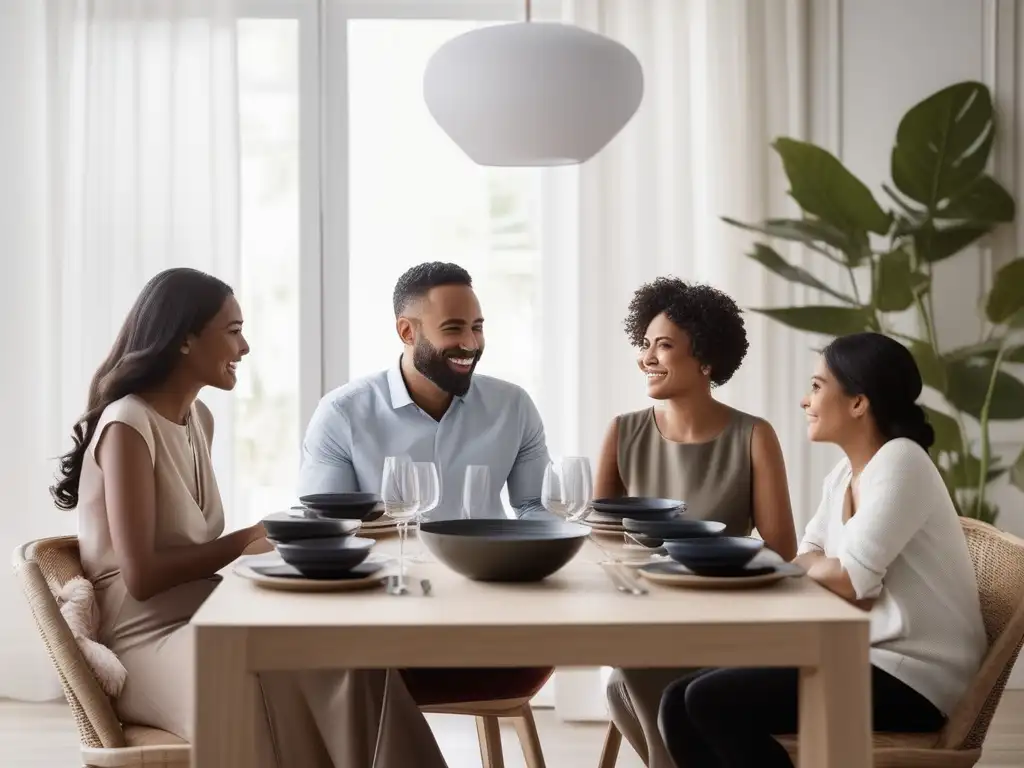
[298,492,384,521]
[663,536,763,575]
[590,497,685,521]
[418,519,590,582]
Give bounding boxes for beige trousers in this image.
[605,667,696,768]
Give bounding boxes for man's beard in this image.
[412,335,481,397]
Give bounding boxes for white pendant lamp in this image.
[422,0,644,167]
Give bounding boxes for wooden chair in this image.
[422,695,548,768]
[12,535,188,767]
[598,517,1024,768]
[14,534,551,768]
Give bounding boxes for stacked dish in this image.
[234,501,389,591]
[583,497,686,536]
[296,492,399,537]
[638,536,804,589]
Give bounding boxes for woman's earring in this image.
[701,365,710,376]
[181,346,190,355]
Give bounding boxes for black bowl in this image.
[590,497,685,521]
[663,537,763,575]
[273,535,375,575]
[299,492,383,521]
[418,519,589,582]
[622,518,725,541]
[262,511,361,542]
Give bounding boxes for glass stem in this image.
[398,521,407,581]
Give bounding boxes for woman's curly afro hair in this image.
[623,277,749,387]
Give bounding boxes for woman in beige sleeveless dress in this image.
[594,278,797,768]
[51,268,449,768]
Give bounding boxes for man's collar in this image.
[387,354,472,411]
[387,358,414,409]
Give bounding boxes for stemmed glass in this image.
[381,455,420,593]
[542,457,593,521]
[409,461,441,562]
[462,465,491,519]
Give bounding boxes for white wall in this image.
[813,0,1024,685]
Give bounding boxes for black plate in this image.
[251,559,385,581]
[663,537,763,572]
[622,518,725,540]
[590,497,685,520]
[274,536,375,571]
[262,511,361,542]
[299,492,383,521]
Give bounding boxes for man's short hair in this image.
[392,262,473,317]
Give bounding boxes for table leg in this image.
[798,623,872,768]
[193,627,258,768]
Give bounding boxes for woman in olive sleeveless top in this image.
[594,278,797,768]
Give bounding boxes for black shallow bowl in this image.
[418,519,589,582]
[622,518,726,541]
[590,497,686,521]
[663,537,764,575]
[299,492,383,521]
[273,535,375,573]
[262,511,361,542]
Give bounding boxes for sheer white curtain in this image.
[544,0,821,720]
[0,0,240,701]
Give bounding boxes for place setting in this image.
[235,456,444,593]
[637,536,805,590]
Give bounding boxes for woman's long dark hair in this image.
[822,331,935,451]
[50,268,234,510]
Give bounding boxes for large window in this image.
[231,1,558,525]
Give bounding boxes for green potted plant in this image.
[726,81,1024,523]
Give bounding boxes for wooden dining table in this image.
[191,535,872,767]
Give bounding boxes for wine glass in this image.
[541,462,567,518]
[461,465,492,519]
[560,457,593,522]
[381,455,419,593]
[409,461,441,562]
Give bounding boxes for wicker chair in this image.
[13,534,550,768]
[598,517,1024,768]
[12,535,188,767]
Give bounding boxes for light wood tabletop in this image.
[192,537,872,767]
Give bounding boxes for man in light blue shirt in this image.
[298,261,552,520]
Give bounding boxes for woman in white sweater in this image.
[657,331,987,768]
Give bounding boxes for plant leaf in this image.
[875,249,926,312]
[911,342,945,391]
[1010,447,1024,493]
[891,81,995,210]
[721,216,852,253]
[939,174,1016,222]
[772,138,892,236]
[749,306,875,336]
[912,223,991,263]
[921,404,962,454]
[945,452,1007,488]
[985,258,1024,324]
[745,245,855,303]
[946,358,1024,420]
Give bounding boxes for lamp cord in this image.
[525,0,532,21]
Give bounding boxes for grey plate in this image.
[622,518,725,540]
[418,519,589,582]
[263,511,361,541]
[663,536,764,572]
[299,492,384,521]
[590,497,686,520]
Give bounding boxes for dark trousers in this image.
[658,665,945,768]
